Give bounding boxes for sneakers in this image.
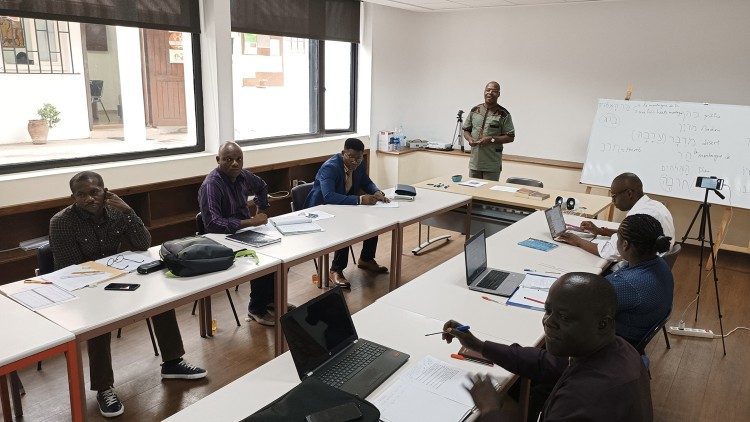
[246,310,275,326]
[97,388,124,418]
[267,303,296,317]
[357,259,389,274]
[161,359,208,380]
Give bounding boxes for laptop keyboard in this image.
[318,342,387,388]
[477,270,510,290]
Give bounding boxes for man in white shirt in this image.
[558,173,675,261]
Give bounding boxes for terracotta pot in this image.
[28,119,49,145]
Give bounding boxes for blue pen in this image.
[424,325,470,336]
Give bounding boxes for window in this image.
[0,16,203,173]
[232,33,357,142]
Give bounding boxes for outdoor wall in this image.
[0,22,89,142]
[85,25,121,112]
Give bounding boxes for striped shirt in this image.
[49,205,151,270]
[198,168,269,234]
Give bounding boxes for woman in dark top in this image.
[607,213,674,348]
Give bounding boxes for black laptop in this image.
[281,288,409,398]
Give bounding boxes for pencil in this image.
[24,279,52,284]
[524,296,546,305]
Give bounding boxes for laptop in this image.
[464,230,525,297]
[281,287,409,398]
[226,230,281,248]
[544,205,596,241]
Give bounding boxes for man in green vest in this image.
[462,81,515,181]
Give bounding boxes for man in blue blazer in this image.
[304,138,390,288]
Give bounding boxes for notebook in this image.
[281,287,409,398]
[465,230,525,297]
[226,230,281,248]
[270,215,323,235]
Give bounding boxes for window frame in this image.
[0,30,205,175]
[235,38,358,146]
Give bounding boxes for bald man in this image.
[444,273,652,422]
[558,172,675,262]
[462,81,515,181]
[198,141,277,326]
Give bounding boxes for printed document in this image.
[490,185,519,193]
[11,285,77,310]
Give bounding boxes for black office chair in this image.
[506,177,544,188]
[90,79,111,123]
[190,213,241,327]
[291,183,356,266]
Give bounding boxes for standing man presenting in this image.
[462,81,515,181]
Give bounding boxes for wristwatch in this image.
[490,137,496,143]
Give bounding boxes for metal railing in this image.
[0,16,75,74]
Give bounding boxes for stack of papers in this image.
[489,185,519,193]
[32,262,125,292]
[11,285,77,310]
[507,286,549,311]
[519,273,558,290]
[270,215,323,235]
[457,180,487,188]
[372,356,477,422]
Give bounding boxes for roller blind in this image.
[0,0,200,33]
[231,0,360,43]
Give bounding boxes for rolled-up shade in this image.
[231,0,360,43]
[0,0,200,33]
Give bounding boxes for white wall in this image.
[0,23,89,142]
[85,26,121,112]
[369,0,750,163]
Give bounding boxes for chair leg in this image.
[116,328,122,338]
[235,285,239,292]
[350,246,356,264]
[191,300,198,316]
[313,257,319,271]
[9,371,23,417]
[37,361,42,371]
[146,318,159,356]
[98,99,111,122]
[226,289,241,327]
[662,325,671,349]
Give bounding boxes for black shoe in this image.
[161,359,208,380]
[97,388,124,418]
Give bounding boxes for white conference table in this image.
[0,250,280,421]
[0,294,83,421]
[165,301,515,422]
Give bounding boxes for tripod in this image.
[451,110,465,152]
[680,187,726,354]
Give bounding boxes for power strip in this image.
[667,326,715,338]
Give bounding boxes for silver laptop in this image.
[464,230,525,297]
[544,205,595,241]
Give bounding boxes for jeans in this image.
[247,273,275,314]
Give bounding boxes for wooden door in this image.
[142,29,187,127]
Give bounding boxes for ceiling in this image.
[365,0,606,12]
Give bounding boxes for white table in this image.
[0,250,281,421]
[164,301,515,422]
[0,295,83,421]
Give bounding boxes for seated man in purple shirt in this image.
[198,141,277,326]
[443,273,652,422]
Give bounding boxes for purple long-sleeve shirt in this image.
[198,168,269,234]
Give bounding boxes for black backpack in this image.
[159,236,234,277]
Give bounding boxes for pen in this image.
[524,297,546,305]
[71,271,104,275]
[424,325,470,336]
[450,353,494,367]
[481,295,501,304]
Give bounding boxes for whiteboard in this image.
[581,99,750,209]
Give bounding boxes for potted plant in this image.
[28,103,61,145]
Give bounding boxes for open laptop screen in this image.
[281,288,358,378]
[464,230,488,285]
[545,205,566,238]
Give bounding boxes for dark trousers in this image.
[248,273,275,314]
[331,236,378,273]
[88,309,185,391]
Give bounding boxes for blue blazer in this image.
[304,153,379,207]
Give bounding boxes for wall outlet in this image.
[667,326,715,338]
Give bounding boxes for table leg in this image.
[9,373,21,418]
[464,202,472,240]
[66,341,85,422]
[316,257,323,289]
[204,296,213,338]
[274,267,287,356]
[390,227,401,291]
[1,374,11,422]
[198,298,207,338]
[323,254,330,289]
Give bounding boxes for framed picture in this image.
[85,24,108,52]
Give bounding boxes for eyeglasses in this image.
[343,153,363,163]
[610,188,632,201]
[107,254,144,270]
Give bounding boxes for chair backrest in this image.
[506,177,543,188]
[634,310,671,354]
[195,212,206,235]
[290,182,314,212]
[37,243,55,276]
[662,243,682,270]
[90,79,104,97]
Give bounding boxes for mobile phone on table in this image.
[305,402,362,422]
[104,283,140,291]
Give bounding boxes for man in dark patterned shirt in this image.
[443,273,652,422]
[198,141,277,326]
[49,171,206,418]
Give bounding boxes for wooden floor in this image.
[9,224,750,421]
